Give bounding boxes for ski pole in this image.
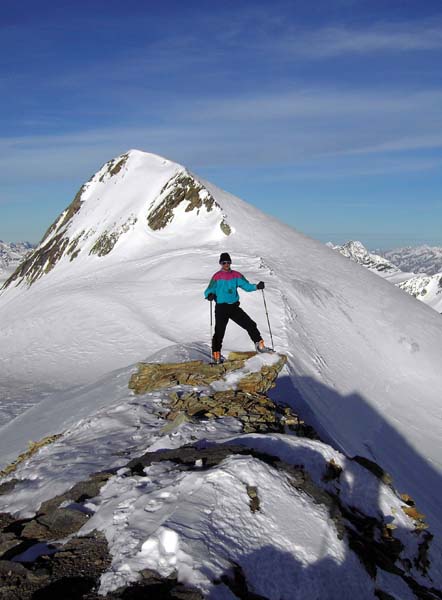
[210,299,213,345]
[261,289,274,350]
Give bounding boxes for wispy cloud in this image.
[191,89,442,120]
[1,84,442,184]
[279,22,442,59]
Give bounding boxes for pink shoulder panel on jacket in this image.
[213,270,243,281]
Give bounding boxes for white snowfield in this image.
[1,150,442,596]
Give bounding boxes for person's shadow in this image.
[200,374,442,599]
[269,374,442,536]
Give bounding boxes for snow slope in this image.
[1,149,442,552]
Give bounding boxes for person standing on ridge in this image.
[204,252,273,364]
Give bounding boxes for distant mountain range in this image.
[329,240,442,313]
[380,245,442,276]
[0,241,34,283]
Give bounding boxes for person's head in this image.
[219,252,232,271]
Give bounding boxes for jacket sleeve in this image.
[237,274,257,292]
[204,278,217,299]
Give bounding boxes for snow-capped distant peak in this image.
[329,240,442,311]
[328,240,399,273]
[2,150,232,290]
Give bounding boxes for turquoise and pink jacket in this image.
[204,269,257,304]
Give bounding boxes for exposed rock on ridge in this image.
[147,170,231,236]
[129,352,309,434]
[129,351,286,394]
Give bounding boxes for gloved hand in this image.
[207,293,216,301]
[256,281,265,290]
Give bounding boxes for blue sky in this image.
[1,0,442,248]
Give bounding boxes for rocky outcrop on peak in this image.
[147,171,231,236]
[98,153,130,183]
[2,184,87,289]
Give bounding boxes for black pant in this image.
[212,302,262,352]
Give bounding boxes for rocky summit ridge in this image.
[0,352,440,599]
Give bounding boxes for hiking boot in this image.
[255,340,274,353]
[212,351,222,364]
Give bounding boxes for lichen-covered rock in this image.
[128,352,287,395]
[128,353,313,435]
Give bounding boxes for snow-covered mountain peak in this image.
[2,150,231,289]
[328,240,400,274]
